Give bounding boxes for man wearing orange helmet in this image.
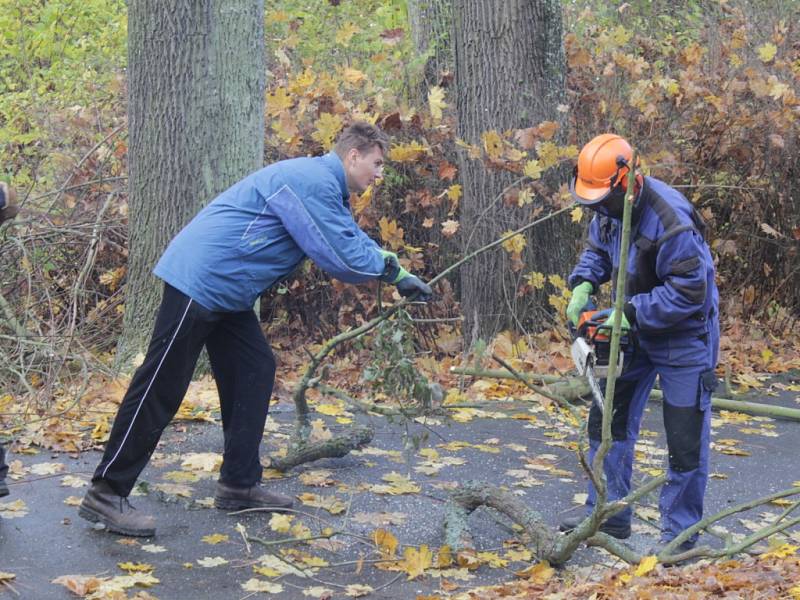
[560,134,719,552]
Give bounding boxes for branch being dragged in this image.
[445,481,559,561]
[269,426,374,472]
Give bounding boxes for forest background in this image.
[0,0,798,597]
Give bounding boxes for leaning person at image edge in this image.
[0,180,18,507]
[79,122,433,537]
[559,133,719,553]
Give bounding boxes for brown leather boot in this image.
[78,481,156,537]
[214,482,293,511]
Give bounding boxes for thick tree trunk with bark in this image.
[120,0,265,364]
[407,0,453,95]
[454,0,571,343]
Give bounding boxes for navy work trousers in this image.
[584,315,720,543]
[93,283,275,497]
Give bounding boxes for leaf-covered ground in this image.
[1,340,799,598]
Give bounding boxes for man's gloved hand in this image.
[566,281,593,325]
[598,308,631,332]
[378,248,401,283]
[395,267,433,302]
[0,182,18,225]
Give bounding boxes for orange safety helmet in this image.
[570,134,636,205]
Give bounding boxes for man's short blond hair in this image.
[334,122,389,159]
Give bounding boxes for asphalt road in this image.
[1,372,798,599]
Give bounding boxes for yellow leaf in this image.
[759,543,798,560]
[117,562,153,573]
[253,565,281,578]
[267,87,293,116]
[536,141,559,169]
[428,86,447,121]
[757,42,778,63]
[501,231,526,255]
[91,415,110,442]
[482,130,503,160]
[570,206,583,223]
[316,403,344,417]
[0,499,28,518]
[634,555,658,577]
[343,67,366,85]
[388,140,428,162]
[181,452,222,472]
[447,184,462,202]
[352,185,373,215]
[548,274,566,289]
[335,22,360,45]
[373,529,398,557]
[516,189,533,207]
[379,217,405,250]
[525,271,545,289]
[524,159,542,180]
[437,545,453,568]
[515,560,554,583]
[476,551,508,568]
[311,113,344,151]
[201,533,229,545]
[402,545,432,580]
[270,513,294,533]
[790,585,800,600]
[370,472,421,495]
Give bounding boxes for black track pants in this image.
[93,283,275,497]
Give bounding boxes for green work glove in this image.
[378,248,401,283]
[566,281,593,326]
[598,308,631,332]
[394,267,433,302]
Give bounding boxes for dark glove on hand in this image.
[395,270,433,302]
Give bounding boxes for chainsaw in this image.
[569,308,632,413]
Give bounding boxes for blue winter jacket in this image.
[154,152,386,312]
[569,176,718,334]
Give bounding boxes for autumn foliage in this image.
[0,1,798,389]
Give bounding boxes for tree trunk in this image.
[407,0,453,95]
[120,0,265,364]
[454,0,571,344]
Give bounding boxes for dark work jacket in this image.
[569,176,718,335]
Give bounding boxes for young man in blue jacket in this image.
[80,123,432,536]
[559,134,719,552]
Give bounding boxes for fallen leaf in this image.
[197,556,229,567]
[634,555,658,577]
[118,562,153,573]
[201,533,229,545]
[270,513,294,533]
[373,529,398,557]
[241,578,284,593]
[346,584,374,597]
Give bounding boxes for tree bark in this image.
[454,0,571,343]
[120,0,265,364]
[407,0,453,96]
